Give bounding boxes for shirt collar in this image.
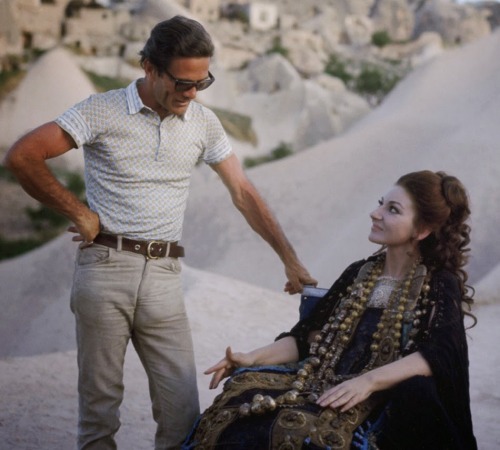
[126,80,144,115]
[126,79,193,121]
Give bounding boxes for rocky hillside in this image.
[0,0,496,257]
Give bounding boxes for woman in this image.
[184,170,477,449]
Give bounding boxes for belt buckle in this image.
[146,240,167,260]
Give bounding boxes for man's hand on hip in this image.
[68,209,101,248]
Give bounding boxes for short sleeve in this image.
[55,97,96,148]
[202,108,232,165]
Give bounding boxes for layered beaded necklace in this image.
[240,254,431,416]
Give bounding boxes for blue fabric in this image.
[351,409,387,449]
[299,286,328,320]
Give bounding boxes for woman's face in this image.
[369,185,419,249]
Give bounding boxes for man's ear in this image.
[143,59,155,78]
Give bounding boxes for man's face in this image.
[145,57,211,117]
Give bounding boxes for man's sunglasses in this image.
[164,70,215,92]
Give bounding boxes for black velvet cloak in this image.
[285,258,477,450]
[183,258,477,449]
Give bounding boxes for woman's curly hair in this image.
[397,170,475,323]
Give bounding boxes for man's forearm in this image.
[235,181,298,264]
[212,154,316,292]
[5,149,89,224]
[3,123,99,239]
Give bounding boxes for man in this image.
[3,15,316,450]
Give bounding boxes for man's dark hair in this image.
[139,15,214,74]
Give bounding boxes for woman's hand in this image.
[317,353,433,412]
[317,373,374,412]
[204,346,254,390]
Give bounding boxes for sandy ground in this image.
[0,266,498,449]
[0,263,299,450]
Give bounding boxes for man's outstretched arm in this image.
[212,154,317,294]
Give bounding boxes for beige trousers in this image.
[71,244,199,450]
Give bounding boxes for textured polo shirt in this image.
[55,80,232,241]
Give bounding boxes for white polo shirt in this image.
[56,80,232,241]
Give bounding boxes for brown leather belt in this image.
[94,233,184,259]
